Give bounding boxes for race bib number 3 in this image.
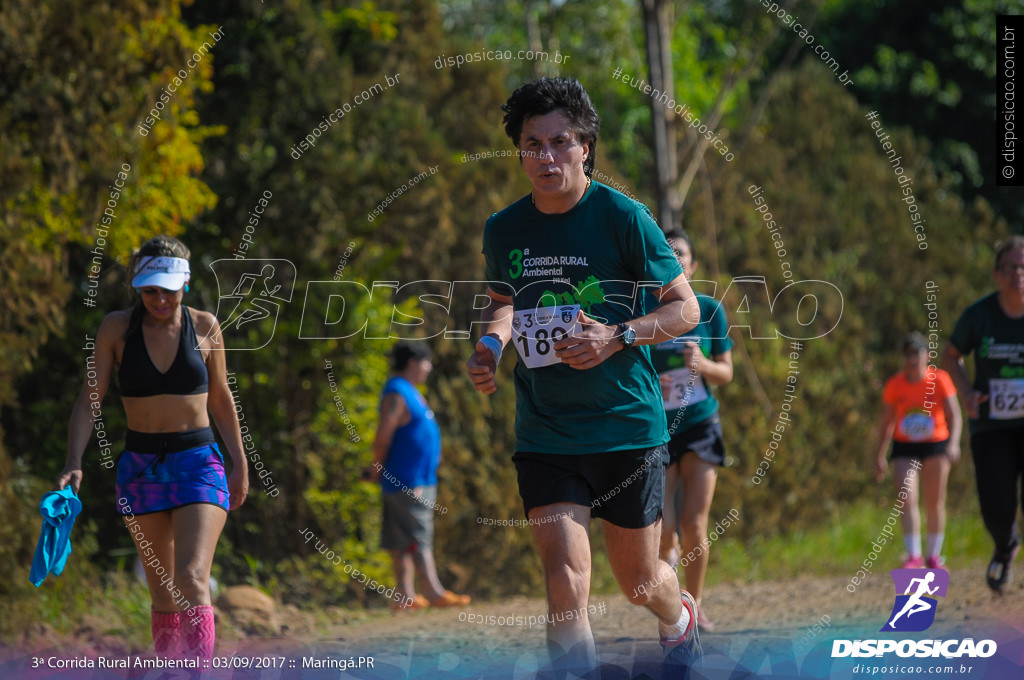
[512,304,581,369]
[989,378,1024,420]
[661,367,709,411]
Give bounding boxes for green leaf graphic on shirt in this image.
[538,275,606,313]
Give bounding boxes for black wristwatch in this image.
[616,323,637,349]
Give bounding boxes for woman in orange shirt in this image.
[874,332,962,569]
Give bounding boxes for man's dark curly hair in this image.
[501,77,600,177]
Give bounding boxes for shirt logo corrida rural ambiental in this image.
[508,248,591,279]
[508,248,607,313]
[980,336,1024,377]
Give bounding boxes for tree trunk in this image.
[641,0,677,231]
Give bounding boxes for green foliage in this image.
[175,0,527,604]
[818,0,1022,229]
[691,60,1003,539]
[0,0,220,413]
[0,0,222,635]
[2,0,1015,637]
[710,499,994,584]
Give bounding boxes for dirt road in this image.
[3,565,1020,679]
[227,565,1022,679]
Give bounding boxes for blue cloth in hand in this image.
[30,487,82,587]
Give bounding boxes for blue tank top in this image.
[380,376,441,494]
[119,306,209,397]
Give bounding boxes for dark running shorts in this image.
[667,414,727,466]
[381,486,437,552]
[512,446,668,529]
[891,439,949,460]
[116,428,230,516]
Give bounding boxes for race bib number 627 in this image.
[990,378,1024,420]
[511,304,581,369]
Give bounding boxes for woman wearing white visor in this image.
[57,235,248,659]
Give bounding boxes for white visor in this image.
[131,256,191,291]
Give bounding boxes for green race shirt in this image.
[949,292,1024,433]
[649,294,733,433]
[482,181,684,454]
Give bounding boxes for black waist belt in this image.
[125,427,215,456]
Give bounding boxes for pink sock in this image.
[151,609,183,658]
[183,605,216,658]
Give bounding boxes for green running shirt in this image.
[482,181,684,454]
[949,292,1024,434]
[649,295,732,433]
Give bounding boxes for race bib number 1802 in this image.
[511,304,581,369]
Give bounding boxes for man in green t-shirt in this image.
[465,77,702,674]
[943,235,1024,592]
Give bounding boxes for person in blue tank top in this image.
[465,77,702,675]
[370,342,470,609]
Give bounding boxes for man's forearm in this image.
[942,349,973,398]
[630,299,697,345]
[481,300,514,345]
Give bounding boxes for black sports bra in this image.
[119,306,209,397]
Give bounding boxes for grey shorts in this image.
[381,486,436,552]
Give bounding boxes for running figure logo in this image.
[881,569,949,632]
[205,259,297,350]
